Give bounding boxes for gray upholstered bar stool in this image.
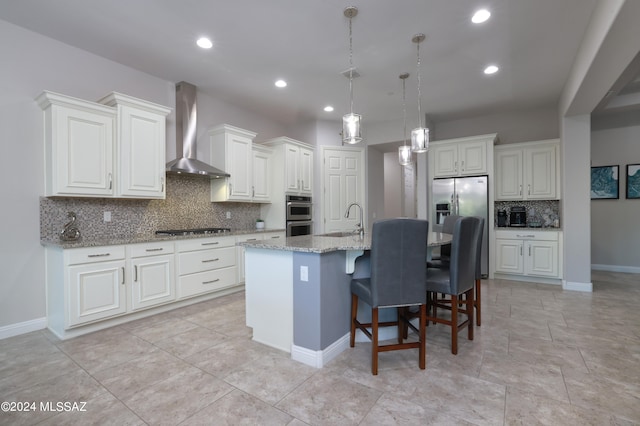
[350,218,429,375]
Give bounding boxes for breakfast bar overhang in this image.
[240,232,452,368]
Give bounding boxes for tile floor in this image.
[1,271,639,425]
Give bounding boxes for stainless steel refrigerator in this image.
[432,175,489,277]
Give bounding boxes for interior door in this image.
[322,147,365,233]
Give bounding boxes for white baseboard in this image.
[592,264,640,274]
[562,280,593,292]
[291,333,350,368]
[0,317,47,340]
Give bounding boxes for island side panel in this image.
[292,251,352,351]
[245,247,293,353]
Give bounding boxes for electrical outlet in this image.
[103,211,111,222]
[226,211,231,219]
[300,266,308,282]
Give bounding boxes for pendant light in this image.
[411,33,429,153]
[398,73,413,166]
[342,6,362,145]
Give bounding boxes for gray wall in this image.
[591,118,640,271]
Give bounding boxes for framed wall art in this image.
[626,164,640,199]
[591,165,619,200]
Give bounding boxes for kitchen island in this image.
[240,232,452,368]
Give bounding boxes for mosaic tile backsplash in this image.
[494,200,561,228]
[40,175,262,242]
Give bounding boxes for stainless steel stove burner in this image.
[155,227,231,236]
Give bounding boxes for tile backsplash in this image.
[40,175,262,241]
[494,200,560,228]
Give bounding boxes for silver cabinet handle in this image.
[203,278,220,285]
[252,186,255,197]
[270,236,280,239]
[202,258,219,263]
[146,248,164,252]
[121,267,125,285]
[108,173,113,190]
[529,245,532,256]
[247,238,257,241]
[528,184,531,195]
[88,253,111,258]
[201,241,219,246]
[461,160,465,171]
[454,161,458,173]
[519,185,522,196]
[134,265,138,282]
[161,176,165,192]
[520,245,523,256]
[229,183,233,195]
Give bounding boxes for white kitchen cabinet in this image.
[494,230,561,279]
[127,242,175,311]
[176,236,238,299]
[495,139,560,200]
[98,92,171,199]
[63,246,128,327]
[251,145,273,202]
[209,124,260,202]
[263,137,314,196]
[431,136,492,178]
[37,91,116,197]
[236,231,285,283]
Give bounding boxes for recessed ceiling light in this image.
[484,65,499,75]
[324,106,334,112]
[196,37,213,49]
[275,79,287,88]
[472,9,491,24]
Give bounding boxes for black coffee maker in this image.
[497,209,508,227]
[509,206,527,227]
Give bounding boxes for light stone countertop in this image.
[40,228,286,249]
[239,231,452,254]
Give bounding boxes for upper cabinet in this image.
[209,124,272,203]
[430,134,496,178]
[263,137,314,196]
[36,91,170,199]
[495,139,560,200]
[98,93,171,199]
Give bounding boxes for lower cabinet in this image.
[128,242,175,311]
[494,230,562,279]
[236,232,286,283]
[176,236,238,299]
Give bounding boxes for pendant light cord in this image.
[349,15,354,115]
[416,41,422,128]
[402,77,407,146]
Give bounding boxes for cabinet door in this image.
[495,149,524,200]
[118,105,166,198]
[252,148,271,202]
[130,254,175,311]
[495,239,524,274]
[236,234,264,283]
[299,147,314,194]
[67,260,126,326]
[431,145,458,178]
[285,144,301,192]
[458,140,487,175]
[525,145,557,200]
[52,106,115,197]
[228,135,253,200]
[525,241,559,277]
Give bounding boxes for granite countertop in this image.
[494,226,562,231]
[239,231,453,254]
[41,228,286,249]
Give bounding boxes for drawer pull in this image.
[202,258,220,263]
[201,242,220,246]
[88,253,111,258]
[145,248,164,252]
[271,236,281,239]
[121,267,125,285]
[203,278,220,285]
[516,234,535,238]
[247,238,258,241]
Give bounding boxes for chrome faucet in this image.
[344,202,364,238]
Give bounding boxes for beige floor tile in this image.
[180,389,293,425]
[507,335,589,372]
[276,370,382,425]
[122,367,233,426]
[36,392,145,426]
[0,351,81,397]
[129,317,200,343]
[153,325,230,359]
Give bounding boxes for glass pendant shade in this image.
[398,145,412,165]
[411,126,429,153]
[342,113,362,144]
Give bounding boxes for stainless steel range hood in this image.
[166,81,230,178]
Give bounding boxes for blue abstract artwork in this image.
[591,165,618,199]
[627,164,640,199]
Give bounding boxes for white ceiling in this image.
[0,0,611,126]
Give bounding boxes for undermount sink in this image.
[318,231,360,237]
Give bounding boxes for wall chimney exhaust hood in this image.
[166,81,230,178]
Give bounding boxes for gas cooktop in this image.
[155,227,231,236]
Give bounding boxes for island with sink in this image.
[239,231,452,368]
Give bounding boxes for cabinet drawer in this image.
[176,236,235,252]
[129,241,174,258]
[177,266,237,299]
[495,230,558,241]
[66,246,126,265]
[178,246,236,275]
[236,234,264,244]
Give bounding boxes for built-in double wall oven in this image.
[286,195,312,236]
